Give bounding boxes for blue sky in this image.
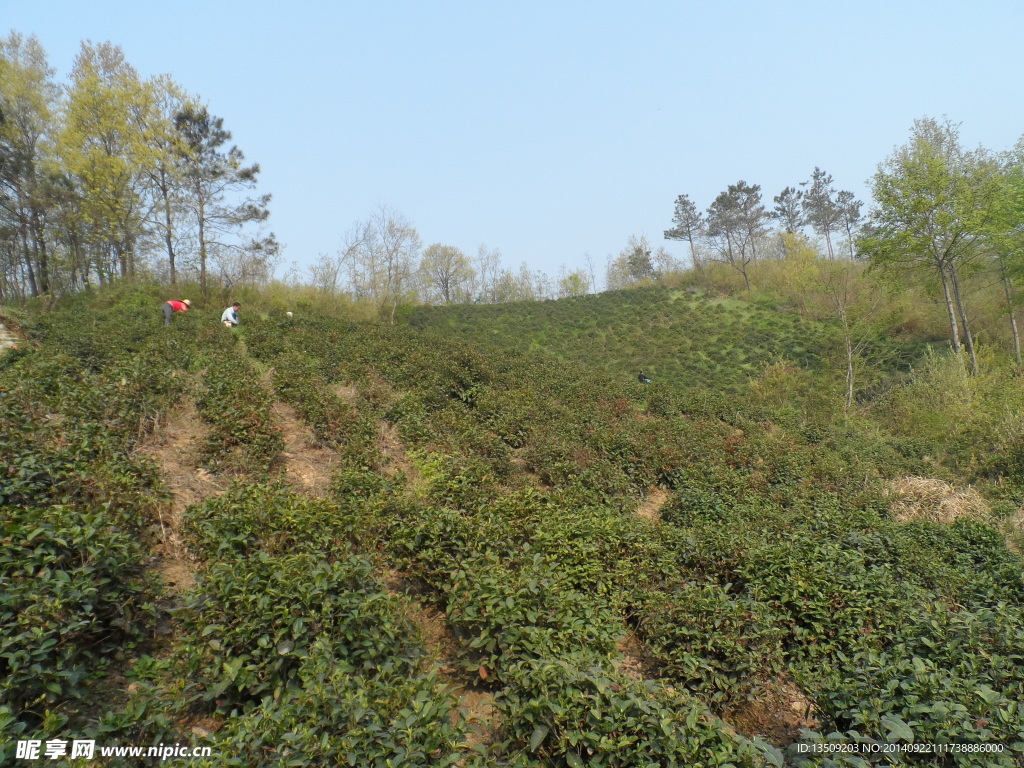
[6,1,1024,281]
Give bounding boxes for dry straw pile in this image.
[886,476,990,524]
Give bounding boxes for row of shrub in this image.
[6,287,1024,765]
[0,303,207,758]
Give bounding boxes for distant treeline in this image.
[0,32,275,304]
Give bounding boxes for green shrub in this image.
[178,553,420,709]
[0,504,157,722]
[493,657,769,767]
[445,554,621,682]
[638,583,786,710]
[196,642,468,767]
[185,481,368,559]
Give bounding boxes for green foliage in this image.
[493,657,768,767]
[195,355,284,474]
[639,583,786,710]
[185,480,369,559]
[197,645,468,767]
[178,553,420,710]
[0,504,157,723]
[6,283,1024,765]
[445,554,621,682]
[409,287,846,403]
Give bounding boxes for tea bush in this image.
[445,554,621,682]
[185,481,369,559]
[638,582,786,710]
[195,356,284,475]
[178,552,420,710]
[196,645,468,767]
[0,504,157,724]
[268,351,379,466]
[493,657,771,767]
[6,283,1024,763]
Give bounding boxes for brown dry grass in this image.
[886,476,990,524]
[383,570,498,748]
[1003,507,1024,553]
[615,630,658,681]
[377,420,417,480]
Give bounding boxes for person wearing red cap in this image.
[163,298,191,325]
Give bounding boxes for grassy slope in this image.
[407,287,925,400]
[2,287,1023,766]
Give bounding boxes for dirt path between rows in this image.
[137,397,223,593]
[636,487,670,522]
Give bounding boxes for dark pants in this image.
[163,302,173,325]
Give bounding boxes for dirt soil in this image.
[384,570,499,747]
[137,397,224,592]
[636,487,671,522]
[616,630,659,680]
[727,678,819,746]
[272,401,339,496]
[377,420,417,479]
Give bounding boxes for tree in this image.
[835,189,863,260]
[341,206,421,323]
[60,41,158,283]
[473,244,502,303]
[145,74,190,284]
[419,243,473,303]
[606,234,659,289]
[986,141,1024,364]
[771,186,803,235]
[557,267,590,298]
[801,168,843,259]
[704,181,768,290]
[174,103,271,294]
[663,193,704,267]
[0,33,60,296]
[861,118,1000,374]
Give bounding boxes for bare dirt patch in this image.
[460,688,497,748]
[616,630,658,680]
[272,401,339,496]
[727,678,819,747]
[377,420,416,479]
[334,382,359,403]
[636,488,670,523]
[137,397,224,591]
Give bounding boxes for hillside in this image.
[407,287,927,401]
[2,288,1023,766]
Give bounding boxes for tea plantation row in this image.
[1,293,1022,766]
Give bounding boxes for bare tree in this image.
[340,205,421,322]
[473,244,502,303]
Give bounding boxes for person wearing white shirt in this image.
[221,302,241,327]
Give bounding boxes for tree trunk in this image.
[159,170,178,284]
[18,220,39,298]
[30,210,50,294]
[939,268,961,353]
[1001,269,1021,366]
[845,331,854,410]
[948,264,977,374]
[199,218,208,295]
